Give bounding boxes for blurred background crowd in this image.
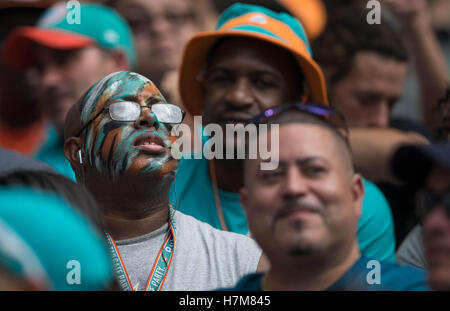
[0,0,449,291]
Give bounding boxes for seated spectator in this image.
[2,2,135,179]
[172,2,396,262]
[0,186,114,290]
[393,142,450,290]
[63,71,266,291]
[226,105,428,290]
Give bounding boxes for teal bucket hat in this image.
[0,186,113,290]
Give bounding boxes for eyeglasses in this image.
[76,101,185,137]
[416,190,450,219]
[247,102,349,139]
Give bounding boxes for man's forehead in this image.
[208,37,293,69]
[261,124,345,162]
[79,72,160,122]
[129,0,193,12]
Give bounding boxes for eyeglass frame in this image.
[75,102,186,138]
[416,189,450,220]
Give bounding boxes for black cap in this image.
[392,142,450,186]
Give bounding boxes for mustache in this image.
[274,198,325,221]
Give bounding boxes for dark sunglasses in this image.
[76,101,185,137]
[416,190,450,219]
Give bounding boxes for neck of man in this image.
[262,241,360,291]
[212,159,244,193]
[88,174,173,241]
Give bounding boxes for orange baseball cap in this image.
[3,3,137,69]
[179,2,328,116]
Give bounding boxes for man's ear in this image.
[64,137,84,168]
[350,173,365,219]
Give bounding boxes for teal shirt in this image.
[170,156,396,263]
[224,256,428,291]
[34,125,76,181]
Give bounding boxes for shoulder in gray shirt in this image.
[116,210,262,291]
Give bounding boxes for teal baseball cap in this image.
[0,186,114,290]
[3,2,136,69]
[179,2,328,115]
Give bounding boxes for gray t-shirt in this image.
[0,146,54,177]
[396,225,426,269]
[115,210,262,291]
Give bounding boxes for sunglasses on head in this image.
[247,101,349,139]
[76,101,186,137]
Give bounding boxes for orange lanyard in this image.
[208,159,229,231]
[106,209,176,291]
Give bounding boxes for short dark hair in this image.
[312,8,408,91]
[249,108,355,172]
[265,109,351,151]
[0,170,105,232]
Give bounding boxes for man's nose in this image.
[368,102,390,128]
[224,77,254,109]
[134,107,160,129]
[423,204,450,237]
[40,65,63,88]
[149,14,172,36]
[282,167,308,199]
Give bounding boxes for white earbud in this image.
[77,149,83,165]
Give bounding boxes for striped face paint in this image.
[79,71,178,182]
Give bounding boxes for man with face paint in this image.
[63,71,265,291]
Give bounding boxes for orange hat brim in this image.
[3,26,93,69]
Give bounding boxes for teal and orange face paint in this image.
[79,71,178,181]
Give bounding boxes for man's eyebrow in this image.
[256,156,328,170]
[204,67,232,75]
[207,66,280,77]
[295,156,328,166]
[145,95,165,105]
